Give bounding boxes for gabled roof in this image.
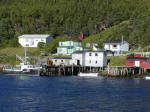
[57,46,73,48]
[18,34,51,38]
[127,57,149,60]
[103,41,129,44]
[73,50,106,54]
[53,57,72,59]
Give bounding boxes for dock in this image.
[40,65,149,77]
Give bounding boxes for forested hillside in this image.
[0,0,150,49]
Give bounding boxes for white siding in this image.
[18,35,53,47]
[104,41,129,54]
[52,59,72,66]
[84,52,104,67]
[72,51,107,67]
[120,42,129,52]
[72,53,83,65]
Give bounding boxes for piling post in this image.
[72,65,74,75]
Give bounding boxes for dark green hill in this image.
[0,0,149,48]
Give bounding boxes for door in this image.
[77,60,80,65]
[135,61,140,67]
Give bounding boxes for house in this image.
[72,50,107,67]
[103,41,129,54]
[18,34,53,47]
[52,57,72,66]
[57,41,83,55]
[125,54,150,69]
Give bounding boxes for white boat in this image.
[144,76,150,80]
[3,63,41,73]
[78,72,98,77]
[2,47,42,76]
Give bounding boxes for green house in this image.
[57,41,83,55]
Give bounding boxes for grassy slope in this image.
[0,47,40,65]
[0,47,40,56]
[82,20,130,47]
[108,56,126,66]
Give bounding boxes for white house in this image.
[72,50,107,67]
[52,57,72,66]
[18,34,53,47]
[103,41,129,54]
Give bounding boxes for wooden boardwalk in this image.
[40,65,148,77]
[102,66,147,77]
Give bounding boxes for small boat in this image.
[2,47,42,76]
[144,76,150,80]
[78,72,98,77]
[2,62,41,76]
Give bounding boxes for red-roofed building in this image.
[125,54,150,69]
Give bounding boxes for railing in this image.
[16,54,25,63]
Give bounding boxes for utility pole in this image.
[24,47,27,65]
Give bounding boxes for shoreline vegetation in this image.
[0,47,126,66]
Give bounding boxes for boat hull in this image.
[78,72,98,77]
[144,76,150,80]
[2,69,41,76]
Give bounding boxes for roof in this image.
[103,41,128,44]
[57,46,73,48]
[127,57,149,60]
[18,34,51,38]
[73,50,106,54]
[53,57,72,59]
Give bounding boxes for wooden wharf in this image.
[102,66,147,77]
[40,65,149,77]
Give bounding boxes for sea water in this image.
[0,74,150,112]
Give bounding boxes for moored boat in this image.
[144,76,150,80]
[78,72,98,77]
[2,63,42,76]
[2,47,42,76]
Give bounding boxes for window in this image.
[95,53,98,56]
[113,45,117,47]
[96,61,97,64]
[112,44,117,49]
[89,60,91,63]
[26,44,29,47]
[89,53,92,56]
[61,60,63,62]
[55,60,57,62]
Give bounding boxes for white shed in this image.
[72,50,107,67]
[103,41,129,54]
[18,34,53,47]
[52,57,72,66]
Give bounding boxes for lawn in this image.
[108,56,126,66]
[0,47,40,56]
[0,47,41,65]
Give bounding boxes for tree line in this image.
[0,0,150,49]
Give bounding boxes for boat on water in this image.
[3,63,41,76]
[144,76,150,80]
[78,72,98,77]
[2,47,42,76]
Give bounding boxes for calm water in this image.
[0,75,150,112]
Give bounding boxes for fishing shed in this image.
[125,54,150,69]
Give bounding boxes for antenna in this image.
[24,47,27,65]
